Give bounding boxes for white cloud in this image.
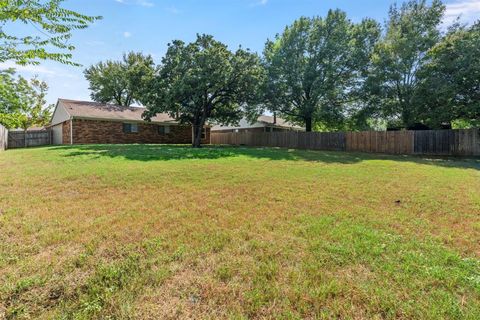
[250,0,269,7]
[138,0,154,7]
[166,6,181,14]
[123,31,132,38]
[251,0,268,6]
[444,0,480,25]
[115,0,154,7]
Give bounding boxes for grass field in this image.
[0,145,479,319]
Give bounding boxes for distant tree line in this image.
[84,0,479,147]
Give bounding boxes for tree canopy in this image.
[364,0,445,129]
[0,0,101,65]
[262,10,380,132]
[84,52,155,107]
[0,69,52,129]
[79,0,479,135]
[0,0,100,130]
[143,34,264,147]
[415,22,480,128]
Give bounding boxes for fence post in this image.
[0,124,7,151]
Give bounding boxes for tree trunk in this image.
[305,117,313,132]
[192,116,206,148]
[192,107,208,148]
[401,111,413,129]
[192,124,203,148]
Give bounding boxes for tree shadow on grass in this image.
[47,144,365,164]
[46,144,480,170]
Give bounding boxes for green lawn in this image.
[0,145,479,319]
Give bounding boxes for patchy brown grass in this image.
[0,144,479,319]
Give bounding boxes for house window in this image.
[158,125,170,135]
[201,127,207,139]
[123,123,138,133]
[265,127,272,132]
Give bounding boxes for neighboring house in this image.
[212,115,304,133]
[48,99,210,145]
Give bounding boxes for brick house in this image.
[49,99,210,145]
[212,115,304,133]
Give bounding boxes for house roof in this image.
[57,99,177,124]
[256,115,303,129]
[211,115,304,131]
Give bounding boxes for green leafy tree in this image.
[0,70,51,130]
[415,22,480,128]
[0,69,31,128]
[0,1,99,131]
[365,0,445,128]
[0,69,30,112]
[263,10,380,132]
[143,34,264,148]
[0,0,101,65]
[16,77,52,131]
[84,52,155,106]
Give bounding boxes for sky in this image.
[3,0,480,106]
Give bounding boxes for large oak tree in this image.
[263,10,380,132]
[143,34,264,148]
[365,0,445,128]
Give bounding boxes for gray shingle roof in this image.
[58,99,177,124]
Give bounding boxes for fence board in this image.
[0,124,7,151]
[211,128,479,156]
[7,130,52,149]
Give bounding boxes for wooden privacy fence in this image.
[0,124,7,151]
[212,131,346,151]
[414,129,479,155]
[7,130,52,149]
[211,128,480,156]
[346,130,414,154]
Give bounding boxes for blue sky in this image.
[3,0,480,105]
